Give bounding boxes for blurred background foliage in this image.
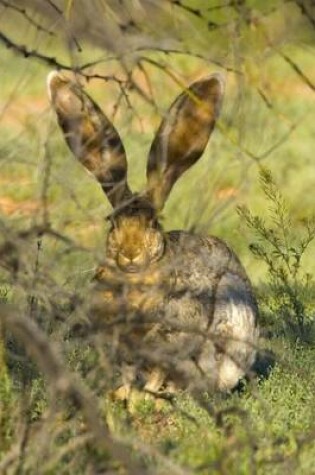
[0,0,314,283]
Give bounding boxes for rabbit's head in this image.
[48,71,224,273]
[105,198,164,273]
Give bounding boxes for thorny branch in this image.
[0,305,149,475]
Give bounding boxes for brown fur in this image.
[106,213,164,272]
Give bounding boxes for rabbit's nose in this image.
[118,252,148,272]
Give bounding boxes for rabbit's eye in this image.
[106,231,119,258]
[145,230,164,261]
[109,219,118,229]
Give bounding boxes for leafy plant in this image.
[238,168,315,342]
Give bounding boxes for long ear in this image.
[146,73,224,210]
[47,72,132,208]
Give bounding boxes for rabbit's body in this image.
[92,228,258,392]
[48,71,259,394]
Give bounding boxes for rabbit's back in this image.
[166,230,254,297]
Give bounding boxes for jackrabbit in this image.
[48,71,259,394]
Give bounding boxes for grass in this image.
[90,344,315,475]
[3,341,314,474]
[0,21,315,474]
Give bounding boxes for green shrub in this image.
[238,168,315,342]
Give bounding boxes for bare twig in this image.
[279,50,315,92]
[0,0,55,36]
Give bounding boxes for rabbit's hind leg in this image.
[210,273,259,392]
[216,349,247,392]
